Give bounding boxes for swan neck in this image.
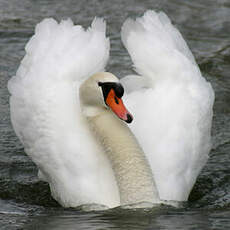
[88,110,159,205]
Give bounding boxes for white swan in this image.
[8,10,214,209]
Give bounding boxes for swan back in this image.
[8,18,120,208]
[121,10,214,201]
[121,10,199,85]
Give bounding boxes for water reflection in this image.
[22,208,230,230]
[26,213,116,230]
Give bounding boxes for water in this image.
[0,0,230,229]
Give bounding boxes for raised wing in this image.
[121,10,214,201]
[8,18,119,207]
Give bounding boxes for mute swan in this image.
[8,10,214,209]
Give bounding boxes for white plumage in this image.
[121,11,214,201]
[9,18,120,207]
[8,10,214,208]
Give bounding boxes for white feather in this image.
[8,18,120,207]
[121,10,214,200]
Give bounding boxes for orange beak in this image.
[105,89,133,123]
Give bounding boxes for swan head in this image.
[79,72,133,123]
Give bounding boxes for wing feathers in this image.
[121,10,214,201]
[121,10,199,85]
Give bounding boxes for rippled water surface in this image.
[0,0,230,229]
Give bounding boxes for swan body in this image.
[8,10,214,208]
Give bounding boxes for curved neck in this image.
[88,110,159,205]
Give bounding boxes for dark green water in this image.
[0,0,230,229]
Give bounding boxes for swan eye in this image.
[114,96,119,104]
[98,81,124,106]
